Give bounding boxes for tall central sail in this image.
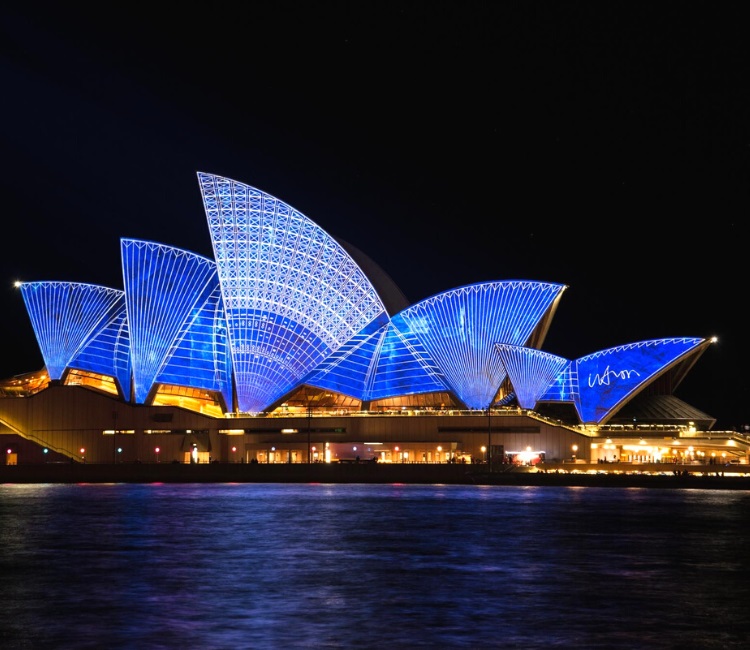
[198,172,387,413]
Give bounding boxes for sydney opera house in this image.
[1,172,747,470]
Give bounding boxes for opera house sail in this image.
[2,171,725,470]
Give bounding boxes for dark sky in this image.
[1,4,744,429]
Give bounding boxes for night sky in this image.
[1,4,744,429]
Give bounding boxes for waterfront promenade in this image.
[2,461,750,489]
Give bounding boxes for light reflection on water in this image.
[1,483,749,649]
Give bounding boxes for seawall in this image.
[2,462,749,489]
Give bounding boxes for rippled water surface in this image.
[1,483,749,649]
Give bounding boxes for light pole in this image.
[112,411,118,464]
[487,402,492,469]
[307,403,312,464]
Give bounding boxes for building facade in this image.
[3,172,747,469]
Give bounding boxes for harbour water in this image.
[1,483,749,649]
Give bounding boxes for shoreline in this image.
[2,462,750,489]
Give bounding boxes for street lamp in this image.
[307,403,312,464]
[572,444,578,461]
[487,402,492,469]
[481,445,487,463]
[155,447,160,463]
[112,411,118,464]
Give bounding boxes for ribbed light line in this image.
[153,281,232,410]
[70,303,131,399]
[495,344,569,409]
[394,281,565,408]
[305,317,449,401]
[122,239,219,404]
[19,282,123,380]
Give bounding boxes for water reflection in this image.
[1,484,749,649]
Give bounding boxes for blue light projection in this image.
[19,282,124,380]
[304,318,449,401]
[574,338,709,424]
[122,240,220,404]
[392,281,566,409]
[495,344,569,410]
[69,303,131,400]
[16,172,715,426]
[301,316,390,400]
[366,322,449,400]
[198,172,387,413]
[538,364,578,404]
[153,283,233,410]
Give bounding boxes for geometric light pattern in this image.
[198,172,387,413]
[122,239,220,404]
[19,282,124,380]
[68,298,131,399]
[153,282,233,410]
[495,344,570,409]
[574,338,709,425]
[392,281,567,409]
[301,316,390,400]
[304,318,449,401]
[538,364,579,405]
[365,322,449,400]
[16,173,714,426]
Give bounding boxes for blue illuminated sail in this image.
[393,281,566,409]
[198,172,388,413]
[122,240,221,404]
[574,338,709,424]
[19,282,124,381]
[495,344,570,409]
